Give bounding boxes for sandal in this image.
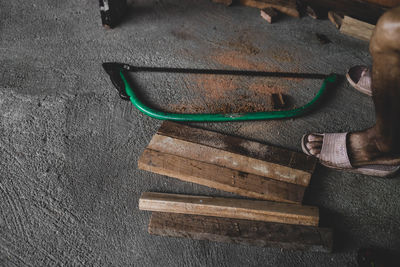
[346,65,372,96]
[301,133,400,177]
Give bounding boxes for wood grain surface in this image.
[138,149,306,203]
[147,134,312,186]
[139,192,319,225]
[240,0,300,18]
[340,16,375,41]
[148,212,333,252]
[156,121,317,186]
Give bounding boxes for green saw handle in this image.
[120,70,337,122]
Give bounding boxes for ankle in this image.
[374,137,400,154]
[367,127,400,154]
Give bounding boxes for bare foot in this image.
[305,128,400,167]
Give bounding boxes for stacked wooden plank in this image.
[138,122,333,252]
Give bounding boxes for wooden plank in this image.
[147,134,311,186]
[148,212,333,252]
[157,121,317,184]
[260,8,279,24]
[240,0,300,18]
[138,149,305,204]
[139,192,319,226]
[340,16,375,41]
[328,11,343,29]
[304,0,387,25]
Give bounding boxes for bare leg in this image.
[306,6,400,167]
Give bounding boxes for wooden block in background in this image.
[148,212,333,252]
[155,121,317,187]
[139,192,319,226]
[260,8,279,23]
[240,0,300,18]
[138,149,305,204]
[304,0,387,25]
[328,11,344,29]
[340,16,375,41]
[146,134,312,187]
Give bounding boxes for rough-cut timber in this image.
[139,192,319,226]
[138,149,306,204]
[155,121,317,187]
[240,0,300,18]
[304,0,387,24]
[260,8,279,23]
[328,11,344,29]
[147,134,312,186]
[340,16,375,41]
[148,212,333,252]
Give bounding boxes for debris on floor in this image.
[271,93,286,109]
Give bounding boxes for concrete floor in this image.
[1,0,400,266]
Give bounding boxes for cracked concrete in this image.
[1,0,399,266]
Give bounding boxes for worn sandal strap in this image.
[320,133,352,169]
[357,68,371,90]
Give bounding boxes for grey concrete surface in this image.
[1,0,399,266]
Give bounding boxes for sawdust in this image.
[168,103,208,113]
[249,82,284,94]
[211,50,268,70]
[227,34,261,55]
[269,49,294,62]
[167,74,286,114]
[192,74,239,100]
[169,39,298,114]
[168,96,273,114]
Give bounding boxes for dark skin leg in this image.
[305,6,400,167]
